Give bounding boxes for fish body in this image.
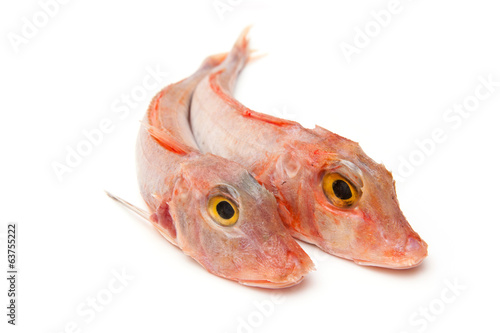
[190,30,428,269]
[135,55,314,288]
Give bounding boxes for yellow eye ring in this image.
[322,173,359,208]
[208,196,239,226]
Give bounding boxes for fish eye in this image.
[208,195,239,226]
[322,173,359,208]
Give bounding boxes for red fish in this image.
[109,54,314,288]
[190,29,428,269]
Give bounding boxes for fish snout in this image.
[259,237,315,287]
[380,235,428,269]
[378,215,428,268]
[282,249,312,279]
[402,235,428,267]
[353,232,428,269]
[237,249,313,289]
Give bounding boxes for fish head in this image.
[275,128,427,269]
[166,155,314,288]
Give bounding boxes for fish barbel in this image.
[126,54,314,288]
[190,29,428,269]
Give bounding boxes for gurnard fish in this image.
[190,30,428,269]
[110,54,314,288]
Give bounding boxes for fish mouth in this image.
[238,276,305,289]
[352,235,428,269]
[353,253,427,269]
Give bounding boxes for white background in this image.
[1,1,499,332]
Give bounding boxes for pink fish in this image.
[108,54,314,288]
[190,29,428,269]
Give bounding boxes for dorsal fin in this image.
[142,122,194,155]
[208,70,297,127]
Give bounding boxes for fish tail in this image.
[235,25,252,53]
[217,26,253,93]
[247,49,267,64]
[229,25,252,66]
[200,52,228,69]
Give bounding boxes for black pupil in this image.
[332,180,352,200]
[216,201,235,219]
